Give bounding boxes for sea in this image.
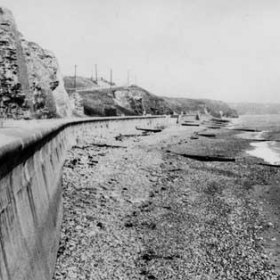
[231,114,280,165]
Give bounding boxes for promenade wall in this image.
[0,116,177,280]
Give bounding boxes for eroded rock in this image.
[0,7,72,119]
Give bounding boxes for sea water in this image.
[234,115,280,165]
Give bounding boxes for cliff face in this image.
[114,86,173,115]
[21,39,72,117]
[0,7,72,118]
[75,85,173,117]
[64,76,238,118]
[0,8,28,118]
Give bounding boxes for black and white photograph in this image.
[1,0,280,279]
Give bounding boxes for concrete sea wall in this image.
[0,116,176,280]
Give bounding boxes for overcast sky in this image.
[2,0,280,103]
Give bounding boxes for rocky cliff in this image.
[72,85,173,116]
[0,7,72,119]
[64,76,238,118]
[114,85,173,115]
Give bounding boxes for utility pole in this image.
[110,69,113,88]
[95,64,98,84]
[74,64,77,91]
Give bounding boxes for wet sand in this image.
[53,120,280,279]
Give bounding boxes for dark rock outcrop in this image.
[0,7,72,119]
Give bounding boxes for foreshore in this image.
[53,118,280,279]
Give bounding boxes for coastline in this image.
[232,114,280,165]
[247,141,280,165]
[53,119,280,279]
